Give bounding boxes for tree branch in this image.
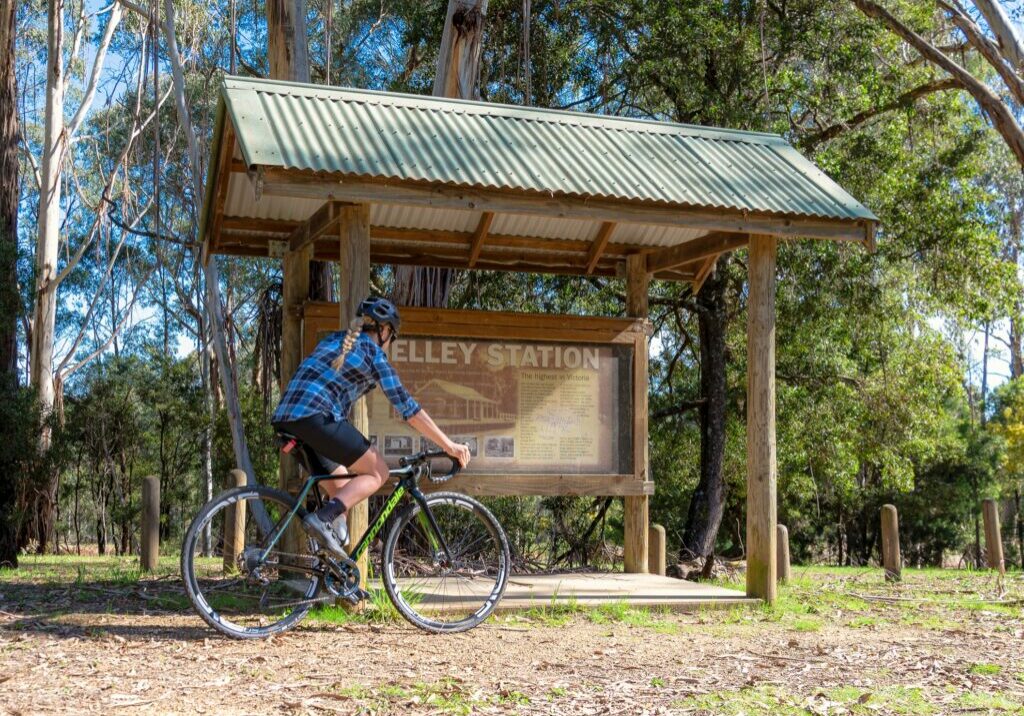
[971,0,1024,70]
[853,0,1024,168]
[652,399,706,420]
[937,0,1024,106]
[801,78,960,150]
[67,2,122,139]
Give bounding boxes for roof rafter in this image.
[585,222,617,275]
[286,201,347,253]
[646,232,748,273]
[467,212,495,267]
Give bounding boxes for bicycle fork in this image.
[410,488,455,567]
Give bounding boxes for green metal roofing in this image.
[218,76,877,226]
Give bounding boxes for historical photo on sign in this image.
[383,434,413,456]
[485,436,515,458]
[451,435,479,457]
[366,336,633,475]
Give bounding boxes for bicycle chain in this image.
[258,549,361,609]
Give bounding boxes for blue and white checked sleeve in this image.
[370,344,421,420]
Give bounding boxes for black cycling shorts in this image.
[272,413,372,470]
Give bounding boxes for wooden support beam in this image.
[222,216,301,233]
[647,232,747,274]
[624,253,650,574]
[374,225,654,258]
[746,234,777,603]
[585,221,617,274]
[208,124,236,257]
[287,201,345,253]
[279,235,313,553]
[338,204,372,589]
[467,211,494,267]
[222,469,248,573]
[691,255,719,295]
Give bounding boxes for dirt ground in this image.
[1,557,1023,715]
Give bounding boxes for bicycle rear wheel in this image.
[381,492,509,633]
[181,485,322,639]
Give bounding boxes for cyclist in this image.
[272,296,471,556]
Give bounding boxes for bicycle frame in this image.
[258,464,453,567]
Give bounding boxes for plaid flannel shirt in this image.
[272,331,421,425]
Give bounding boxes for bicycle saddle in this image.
[274,432,333,477]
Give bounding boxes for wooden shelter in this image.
[199,76,878,603]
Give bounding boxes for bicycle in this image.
[180,434,510,639]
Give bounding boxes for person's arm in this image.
[408,410,471,467]
[369,346,470,467]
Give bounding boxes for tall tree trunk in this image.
[266,0,333,299]
[161,0,269,532]
[32,0,65,433]
[1009,212,1022,380]
[29,0,67,555]
[0,0,21,567]
[200,320,214,556]
[682,258,729,559]
[0,0,17,381]
[392,0,489,307]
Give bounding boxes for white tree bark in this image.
[434,0,489,100]
[31,0,125,431]
[267,0,310,82]
[161,0,267,532]
[31,0,66,435]
[971,0,1024,70]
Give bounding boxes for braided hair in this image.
[330,317,368,371]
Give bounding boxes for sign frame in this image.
[301,302,653,497]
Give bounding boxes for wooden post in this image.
[222,469,247,573]
[881,504,901,582]
[746,234,777,602]
[140,475,160,572]
[339,204,371,587]
[279,243,313,554]
[624,253,650,574]
[648,524,666,576]
[982,498,1005,574]
[776,524,790,585]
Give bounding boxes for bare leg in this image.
[333,447,390,510]
[318,464,349,501]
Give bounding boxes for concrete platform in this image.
[495,572,754,612]
[382,572,755,613]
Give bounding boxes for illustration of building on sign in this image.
[413,378,515,433]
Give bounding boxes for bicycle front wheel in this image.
[181,485,321,639]
[381,492,510,633]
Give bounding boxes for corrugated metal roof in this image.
[220,76,877,224]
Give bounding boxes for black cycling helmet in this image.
[357,296,401,338]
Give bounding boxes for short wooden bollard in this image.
[776,524,791,584]
[982,498,1005,574]
[648,524,666,576]
[881,504,901,582]
[140,475,160,572]
[222,469,248,573]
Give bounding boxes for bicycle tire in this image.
[381,491,510,633]
[181,485,320,639]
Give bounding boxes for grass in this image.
[327,678,530,714]
[677,685,952,715]
[970,663,1004,676]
